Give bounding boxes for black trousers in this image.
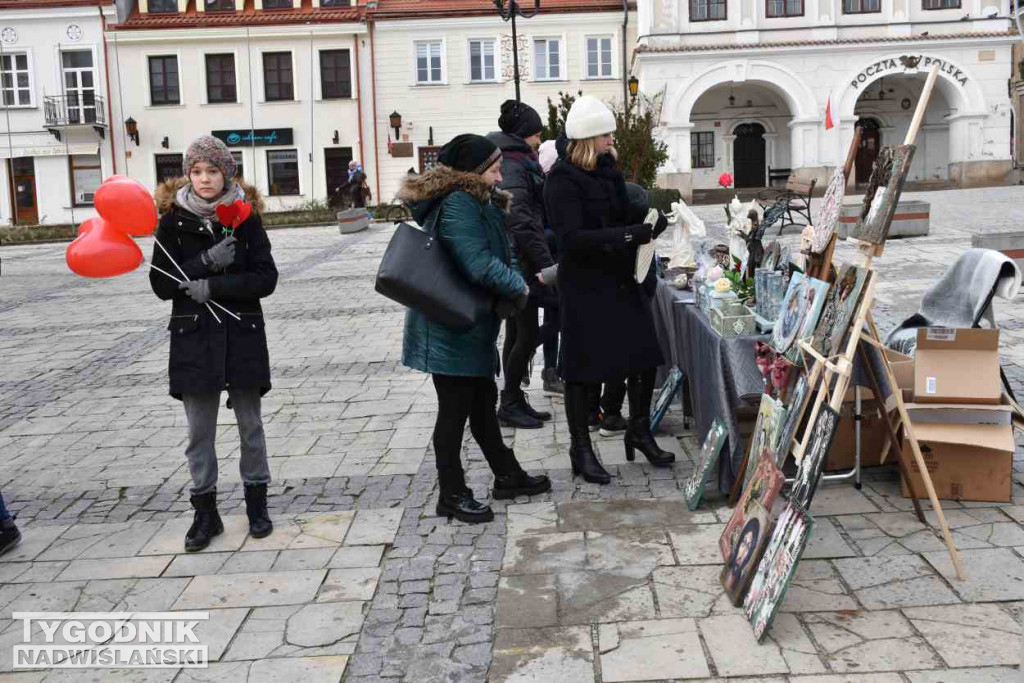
[432,374,517,496]
[588,380,627,417]
[503,303,540,393]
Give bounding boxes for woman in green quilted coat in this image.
[398,134,551,524]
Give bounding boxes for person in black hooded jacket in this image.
[486,100,557,429]
[150,135,278,551]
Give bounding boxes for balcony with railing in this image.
[43,94,108,141]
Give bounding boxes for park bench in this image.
[758,173,817,235]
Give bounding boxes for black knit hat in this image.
[438,134,501,175]
[498,100,544,139]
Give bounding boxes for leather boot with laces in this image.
[185,490,224,552]
[244,483,274,539]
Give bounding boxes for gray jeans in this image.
[182,390,272,495]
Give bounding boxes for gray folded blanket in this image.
[886,248,1021,355]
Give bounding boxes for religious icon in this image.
[772,272,830,364]
[811,265,870,358]
[849,144,916,248]
[721,455,784,561]
[683,419,728,511]
[790,405,840,507]
[744,501,814,642]
[721,501,773,606]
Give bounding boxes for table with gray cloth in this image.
[652,281,768,493]
[652,281,902,494]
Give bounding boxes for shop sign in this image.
[212,128,293,147]
[850,55,968,90]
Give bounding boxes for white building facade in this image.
[635,0,1019,197]
[106,0,373,213]
[0,0,120,227]
[369,0,637,202]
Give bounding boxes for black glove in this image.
[625,224,653,246]
[178,279,211,304]
[201,235,237,272]
[651,212,669,239]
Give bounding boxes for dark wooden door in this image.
[9,158,38,225]
[324,147,354,207]
[733,123,766,188]
[855,119,881,185]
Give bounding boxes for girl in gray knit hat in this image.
[149,134,278,552]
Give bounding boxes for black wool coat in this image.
[543,154,664,383]
[486,131,555,304]
[149,179,278,400]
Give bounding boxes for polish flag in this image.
[387,131,394,155]
[825,96,834,130]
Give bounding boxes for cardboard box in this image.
[887,349,914,392]
[900,420,1014,503]
[914,328,1001,404]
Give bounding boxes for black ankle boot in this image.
[565,383,612,484]
[185,490,224,552]
[244,483,273,539]
[493,469,552,500]
[0,517,21,557]
[624,374,675,468]
[436,490,494,524]
[498,391,544,429]
[518,392,551,421]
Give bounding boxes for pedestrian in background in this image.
[543,96,674,484]
[399,134,551,524]
[487,100,556,429]
[537,139,564,397]
[150,135,277,551]
[0,491,21,556]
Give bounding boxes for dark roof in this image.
[113,0,362,29]
[0,0,111,8]
[635,29,1019,54]
[369,0,634,20]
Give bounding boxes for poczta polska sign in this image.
[849,55,969,90]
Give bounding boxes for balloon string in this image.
[146,262,241,324]
[150,237,241,323]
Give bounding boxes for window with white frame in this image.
[0,53,31,107]
[69,154,102,206]
[469,39,496,82]
[534,38,561,80]
[267,149,299,195]
[585,37,613,79]
[415,41,443,84]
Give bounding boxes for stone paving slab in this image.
[2,189,1024,681]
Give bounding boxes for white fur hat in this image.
[565,95,616,140]
[538,140,558,174]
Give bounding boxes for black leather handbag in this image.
[375,208,493,332]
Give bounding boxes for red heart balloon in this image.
[215,202,238,228]
[77,217,99,236]
[215,200,251,230]
[66,215,143,278]
[94,177,157,237]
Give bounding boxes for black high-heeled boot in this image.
[624,373,675,468]
[565,383,612,484]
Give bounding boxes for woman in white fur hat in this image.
[542,95,673,484]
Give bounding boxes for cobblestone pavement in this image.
[0,186,1022,682]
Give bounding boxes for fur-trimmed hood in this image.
[155,177,265,216]
[397,164,511,224]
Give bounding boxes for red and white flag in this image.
[825,95,834,130]
[387,131,394,155]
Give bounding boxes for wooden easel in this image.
[792,65,965,580]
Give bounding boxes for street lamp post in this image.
[494,0,540,103]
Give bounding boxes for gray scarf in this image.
[176,182,246,223]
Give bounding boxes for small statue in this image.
[663,199,707,270]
